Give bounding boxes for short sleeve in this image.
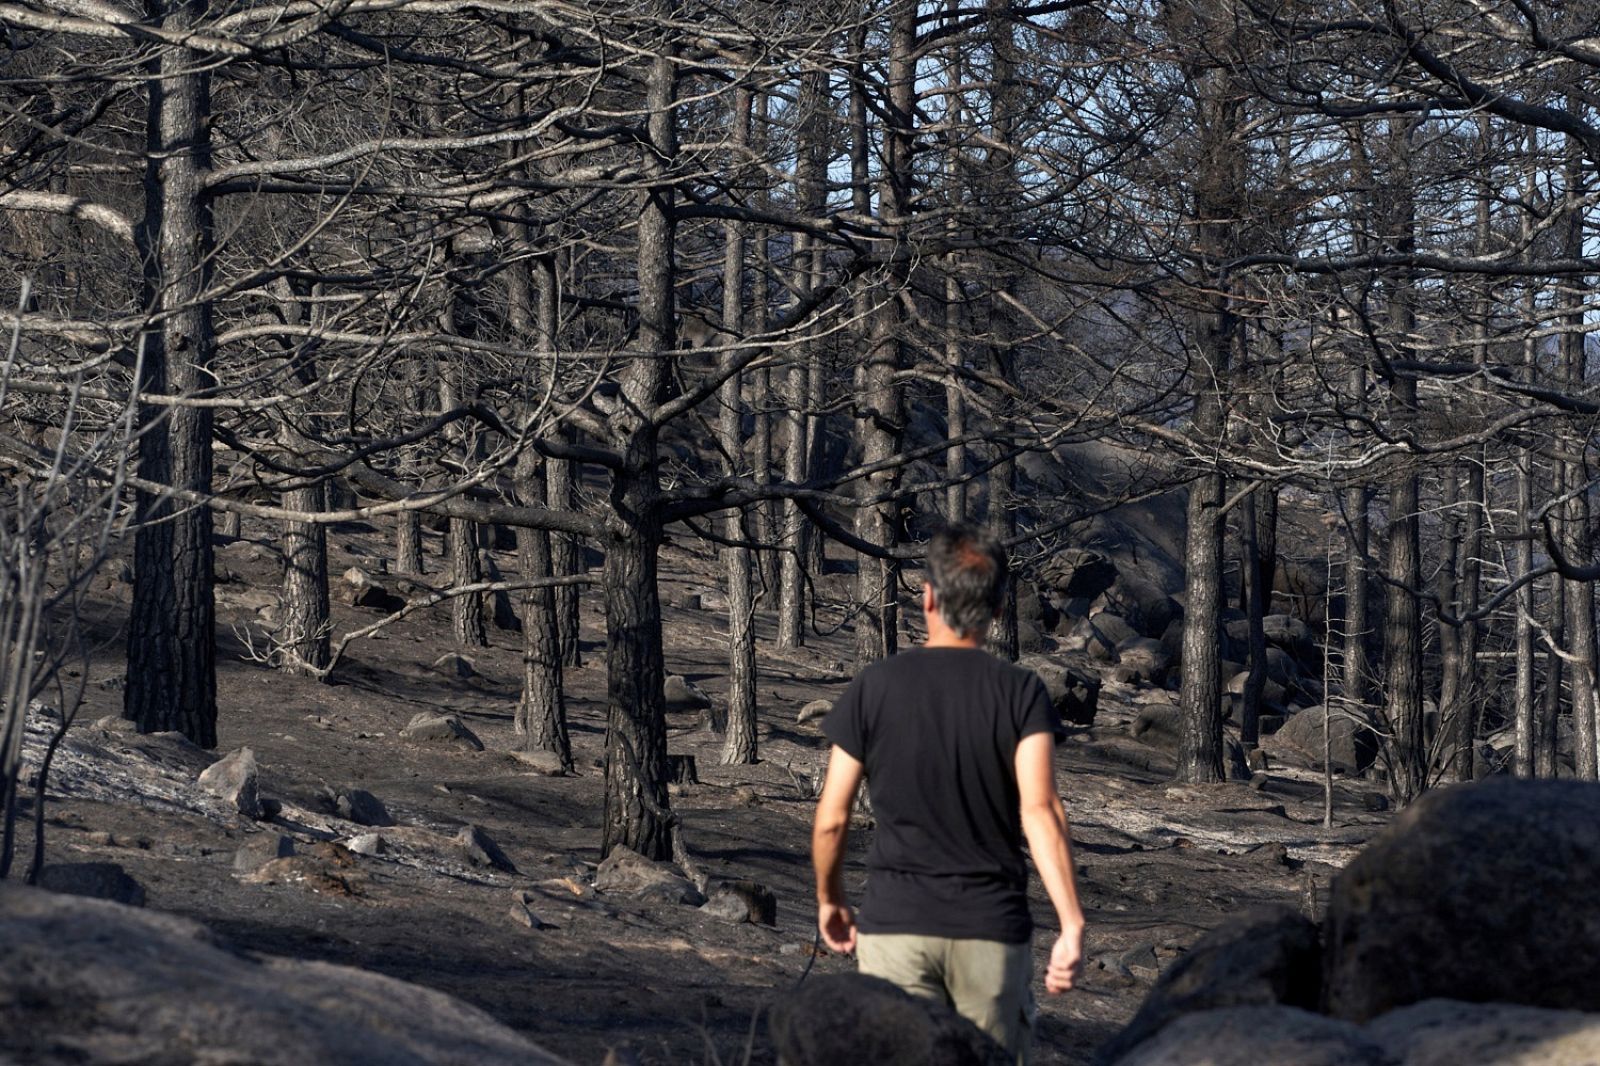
[1017,673,1063,742]
[822,675,869,761]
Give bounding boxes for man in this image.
[811,525,1085,1062]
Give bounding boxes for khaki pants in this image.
[856,932,1035,1063]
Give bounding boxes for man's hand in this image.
[1044,925,1083,994]
[818,900,858,954]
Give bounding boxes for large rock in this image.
[1020,656,1100,726]
[1109,1006,1386,1066]
[1270,706,1377,775]
[233,834,296,875]
[0,883,566,1065]
[770,973,1008,1066]
[196,747,262,819]
[663,675,712,712]
[399,713,485,751]
[1130,705,1250,779]
[1039,548,1118,602]
[1325,778,1600,1021]
[1108,999,1600,1066]
[1059,613,1138,662]
[1114,638,1170,686]
[455,825,517,874]
[335,788,395,828]
[1094,578,1182,639]
[594,845,703,905]
[35,862,146,907]
[1366,999,1600,1065]
[1095,906,1321,1065]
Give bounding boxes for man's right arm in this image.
[812,744,865,954]
[1015,729,1085,994]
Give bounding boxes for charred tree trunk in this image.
[718,78,758,766]
[1239,486,1268,748]
[852,1,913,665]
[125,4,217,747]
[395,513,424,575]
[515,459,571,768]
[601,34,677,860]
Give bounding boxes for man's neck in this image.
[923,628,986,650]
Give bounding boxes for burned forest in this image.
[5,0,1600,1063]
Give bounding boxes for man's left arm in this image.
[812,744,865,954]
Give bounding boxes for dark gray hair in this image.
[926,525,1008,637]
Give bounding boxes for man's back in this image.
[823,646,1058,943]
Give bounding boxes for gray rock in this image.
[347,833,385,857]
[454,825,517,874]
[1224,671,1288,712]
[1271,706,1377,775]
[770,973,1009,1066]
[796,699,832,726]
[233,834,295,874]
[197,747,262,819]
[1039,548,1118,601]
[1110,1006,1385,1066]
[1094,578,1182,639]
[336,788,394,828]
[1019,656,1100,726]
[508,749,568,776]
[35,863,146,908]
[663,675,712,711]
[1130,705,1183,751]
[507,891,551,931]
[1325,777,1600,1021]
[399,713,485,751]
[1365,998,1600,1065]
[1059,612,1138,662]
[1095,906,1321,1065]
[1115,638,1170,686]
[594,845,703,905]
[699,880,777,926]
[0,882,565,1064]
[430,652,477,679]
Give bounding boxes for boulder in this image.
[508,749,568,776]
[699,880,777,926]
[335,788,395,828]
[399,713,485,751]
[1130,706,1250,779]
[233,834,296,874]
[1366,999,1600,1066]
[1094,579,1182,639]
[1108,1006,1386,1066]
[1270,706,1377,775]
[796,699,832,726]
[197,747,262,819]
[1115,638,1170,686]
[1094,906,1321,1065]
[770,973,1009,1066]
[594,846,703,905]
[1325,778,1600,1021]
[454,825,517,874]
[430,652,477,680]
[1059,613,1138,662]
[340,567,405,613]
[1020,656,1100,726]
[35,862,146,908]
[1039,548,1118,602]
[663,675,712,712]
[0,883,565,1064]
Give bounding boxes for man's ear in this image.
[922,583,936,613]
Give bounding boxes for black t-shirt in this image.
[823,646,1061,944]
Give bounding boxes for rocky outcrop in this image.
[1269,707,1378,775]
[1325,778,1600,1021]
[0,883,567,1065]
[770,973,1008,1066]
[1094,907,1321,1065]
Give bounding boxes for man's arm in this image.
[812,744,865,954]
[1016,730,1085,994]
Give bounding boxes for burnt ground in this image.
[13,518,1392,1065]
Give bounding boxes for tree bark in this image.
[852,0,913,665]
[718,77,758,766]
[515,459,570,768]
[124,3,218,747]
